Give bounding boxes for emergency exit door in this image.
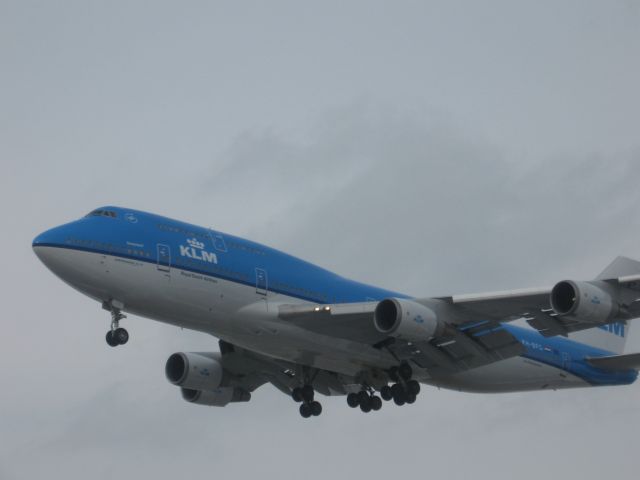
[255,268,268,295]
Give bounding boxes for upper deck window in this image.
[86,210,117,218]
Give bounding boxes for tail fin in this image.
[570,257,640,354]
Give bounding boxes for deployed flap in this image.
[384,320,525,378]
[586,352,640,371]
[219,340,287,392]
[278,301,384,344]
[278,301,525,378]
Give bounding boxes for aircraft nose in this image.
[32,224,73,269]
[32,225,66,248]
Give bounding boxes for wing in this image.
[277,257,640,378]
[278,302,524,378]
[441,256,640,338]
[218,340,360,396]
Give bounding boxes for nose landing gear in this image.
[103,301,129,347]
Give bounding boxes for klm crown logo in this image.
[187,238,205,250]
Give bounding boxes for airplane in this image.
[32,206,640,418]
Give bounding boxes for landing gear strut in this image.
[103,301,128,347]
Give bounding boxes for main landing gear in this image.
[346,389,383,413]
[103,301,129,347]
[347,362,421,413]
[383,362,420,406]
[292,385,322,418]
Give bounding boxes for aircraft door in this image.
[255,268,268,296]
[561,352,571,370]
[157,244,171,275]
[209,230,228,252]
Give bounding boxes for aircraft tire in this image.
[347,393,360,408]
[380,385,393,401]
[393,389,407,406]
[407,380,420,395]
[299,403,312,418]
[310,401,322,416]
[292,388,304,402]
[399,363,413,380]
[370,396,382,411]
[105,331,118,347]
[114,328,129,345]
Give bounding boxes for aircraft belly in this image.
[427,356,589,393]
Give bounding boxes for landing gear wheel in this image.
[292,388,304,403]
[399,362,413,380]
[359,397,372,413]
[114,328,129,345]
[299,403,312,418]
[301,385,314,402]
[406,393,417,404]
[105,331,118,347]
[310,401,322,416]
[357,390,369,405]
[347,393,360,408]
[370,396,382,411]
[393,393,406,406]
[380,385,393,401]
[391,383,404,398]
[407,379,420,395]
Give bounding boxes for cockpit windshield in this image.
[86,209,117,218]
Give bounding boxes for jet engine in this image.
[165,352,225,391]
[181,387,251,407]
[550,280,618,324]
[373,298,445,341]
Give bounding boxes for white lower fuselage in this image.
[35,245,590,393]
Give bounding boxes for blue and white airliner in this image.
[33,206,640,418]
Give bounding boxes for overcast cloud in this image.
[2,1,640,479]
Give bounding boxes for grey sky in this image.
[2,1,640,479]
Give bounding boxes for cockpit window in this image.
[86,210,117,218]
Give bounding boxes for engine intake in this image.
[374,298,444,341]
[550,280,617,324]
[165,352,224,391]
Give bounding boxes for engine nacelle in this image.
[181,387,251,407]
[550,280,617,324]
[374,298,444,341]
[165,352,224,391]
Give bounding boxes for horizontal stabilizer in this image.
[586,352,640,371]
